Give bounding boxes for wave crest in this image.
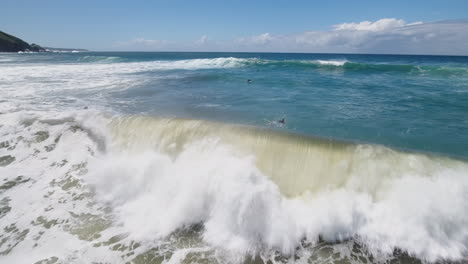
[2,111,468,263]
[93,116,468,262]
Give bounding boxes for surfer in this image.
[278,118,285,124]
[247,79,252,83]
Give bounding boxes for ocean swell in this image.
[241,58,468,76]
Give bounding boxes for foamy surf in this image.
[1,110,468,263]
[314,60,348,66]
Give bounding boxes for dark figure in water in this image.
[247,79,252,83]
[278,118,285,124]
[84,106,88,110]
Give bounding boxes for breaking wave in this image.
[239,58,468,76]
[3,55,467,77]
[315,59,348,66]
[2,111,468,263]
[74,56,248,69]
[96,116,468,262]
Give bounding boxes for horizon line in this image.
[82,50,468,57]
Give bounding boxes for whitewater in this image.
[1,52,468,263]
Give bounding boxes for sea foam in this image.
[315,60,348,66]
[88,116,468,262]
[3,110,468,263]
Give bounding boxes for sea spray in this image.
[92,116,468,262]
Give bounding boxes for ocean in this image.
[0,52,467,263]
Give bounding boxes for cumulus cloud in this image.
[234,19,468,55]
[333,18,408,31]
[236,32,274,46]
[195,35,208,45]
[251,33,273,45]
[113,19,468,55]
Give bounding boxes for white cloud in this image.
[196,35,208,45]
[406,21,424,26]
[237,32,274,46]
[232,19,468,55]
[130,38,165,46]
[112,19,468,55]
[333,18,407,31]
[252,33,273,44]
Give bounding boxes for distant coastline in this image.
[0,30,88,53]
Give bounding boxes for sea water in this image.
[0,52,468,263]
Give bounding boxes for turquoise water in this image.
[1,52,468,263]
[6,52,468,157]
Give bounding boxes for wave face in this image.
[2,112,468,263]
[96,117,468,263]
[108,117,467,197]
[1,52,468,263]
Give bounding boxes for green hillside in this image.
[0,30,45,52]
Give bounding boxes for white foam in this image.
[2,108,468,263]
[84,124,468,262]
[0,110,121,262]
[315,60,348,66]
[0,57,248,110]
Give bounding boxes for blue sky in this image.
[2,0,468,54]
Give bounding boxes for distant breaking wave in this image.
[71,56,468,76]
[315,59,348,66]
[242,58,468,76]
[76,56,247,69]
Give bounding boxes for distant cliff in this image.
[0,31,46,52]
[0,30,88,53]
